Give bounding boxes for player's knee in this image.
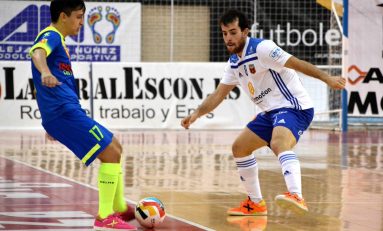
[98,143,121,163]
[270,137,285,153]
[232,141,244,157]
[111,137,123,154]
[270,141,281,155]
[110,143,122,162]
[270,138,294,155]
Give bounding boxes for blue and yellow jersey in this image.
[30,26,81,123]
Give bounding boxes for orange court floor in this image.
[0,129,382,231]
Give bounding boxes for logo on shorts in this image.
[298,130,303,136]
[275,111,287,115]
[277,119,286,124]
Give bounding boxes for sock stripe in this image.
[280,156,298,163]
[278,152,302,197]
[279,154,298,164]
[236,158,257,168]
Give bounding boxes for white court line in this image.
[0,156,215,231]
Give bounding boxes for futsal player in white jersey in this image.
[181,9,345,215]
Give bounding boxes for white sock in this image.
[278,151,302,198]
[235,154,263,202]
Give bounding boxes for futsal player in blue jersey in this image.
[29,0,136,230]
[181,9,346,215]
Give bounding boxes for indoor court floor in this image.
[0,129,382,231]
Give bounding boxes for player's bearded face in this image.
[221,20,248,55]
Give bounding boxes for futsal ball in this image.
[135,197,166,228]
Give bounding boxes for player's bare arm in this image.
[181,83,235,129]
[31,48,62,88]
[284,56,346,90]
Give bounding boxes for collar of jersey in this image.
[230,37,250,65]
[38,25,65,42]
[237,37,250,61]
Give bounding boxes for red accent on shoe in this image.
[94,213,137,230]
[116,204,135,222]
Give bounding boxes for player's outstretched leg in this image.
[228,131,267,216]
[113,162,135,222]
[94,138,137,230]
[275,151,308,214]
[93,163,137,230]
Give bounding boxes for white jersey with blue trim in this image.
[221,37,313,112]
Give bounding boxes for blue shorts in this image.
[247,108,314,144]
[42,108,113,166]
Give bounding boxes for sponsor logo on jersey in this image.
[249,64,256,74]
[59,62,73,76]
[252,88,272,103]
[269,47,283,61]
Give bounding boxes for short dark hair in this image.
[50,0,86,23]
[219,9,249,31]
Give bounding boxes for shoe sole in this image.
[227,211,267,216]
[275,198,308,215]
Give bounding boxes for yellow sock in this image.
[98,163,120,219]
[113,168,128,213]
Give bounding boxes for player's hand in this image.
[181,113,199,129]
[327,76,346,90]
[41,73,62,88]
[45,132,56,141]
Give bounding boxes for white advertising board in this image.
[0,1,141,62]
[90,63,257,129]
[0,61,90,129]
[0,62,328,129]
[345,1,383,117]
